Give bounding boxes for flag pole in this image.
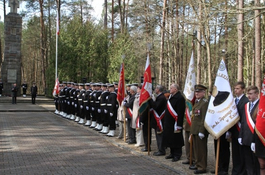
[147,44,151,156]
[189,135,193,165]
[55,6,59,80]
[121,55,126,143]
[215,138,220,175]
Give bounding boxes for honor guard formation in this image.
[53,81,265,175]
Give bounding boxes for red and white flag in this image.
[255,72,265,146]
[52,78,60,97]
[183,52,196,126]
[204,59,239,139]
[139,53,152,115]
[117,63,125,106]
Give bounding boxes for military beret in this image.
[195,84,207,92]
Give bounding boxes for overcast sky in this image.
[0,0,103,22]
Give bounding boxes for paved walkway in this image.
[0,96,231,175]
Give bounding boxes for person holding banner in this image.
[231,81,249,175]
[189,84,208,174]
[163,83,185,162]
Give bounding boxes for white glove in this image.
[104,109,108,113]
[123,101,127,106]
[91,107,94,111]
[67,102,70,105]
[74,104,77,108]
[198,133,205,139]
[110,113,113,117]
[251,143,255,152]
[238,138,242,145]
[98,109,101,113]
[225,131,231,139]
[86,106,89,110]
[80,105,83,109]
[72,102,74,105]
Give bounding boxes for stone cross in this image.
[9,0,19,13]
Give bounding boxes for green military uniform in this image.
[190,85,209,173]
[183,113,195,164]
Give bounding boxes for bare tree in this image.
[237,0,244,81]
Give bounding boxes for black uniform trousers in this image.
[232,136,247,175]
[155,129,165,154]
[127,118,136,142]
[242,145,260,175]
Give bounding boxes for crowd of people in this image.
[54,81,265,175]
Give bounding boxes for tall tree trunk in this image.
[237,0,244,81]
[111,0,114,43]
[39,0,46,93]
[159,0,167,85]
[196,2,202,84]
[104,0,107,30]
[3,0,6,20]
[255,0,261,88]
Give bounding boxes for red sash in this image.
[185,107,192,126]
[167,101,179,132]
[127,108,133,118]
[152,110,165,132]
[245,102,255,134]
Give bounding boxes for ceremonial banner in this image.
[139,53,152,115]
[255,72,265,146]
[52,78,60,97]
[117,63,125,106]
[204,59,239,139]
[183,52,196,126]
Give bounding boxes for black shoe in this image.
[165,154,174,159]
[141,148,150,152]
[194,170,206,174]
[128,141,136,144]
[182,160,190,164]
[153,152,165,156]
[189,165,197,170]
[172,156,180,162]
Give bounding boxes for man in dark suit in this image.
[150,85,167,156]
[21,81,27,97]
[11,83,18,104]
[239,85,260,175]
[163,83,186,162]
[31,82,38,104]
[189,84,209,174]
[231,81,248,175]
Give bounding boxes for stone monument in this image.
[1,0,22,96]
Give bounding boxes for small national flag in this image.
[117,63,125,106]
[139,53,152,115]
[52,78,60,97]
[183,52,196,126]
[255,72,265,146]
[204,59,239,139]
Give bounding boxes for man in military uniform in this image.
[84,83,92,126]
[90,84,97,128]
[189,84,209,174]
[61,82,67,117]
[69,83,76,120]
[21,81,27,97]
[30,82,38,104]
[73,83,80,121]
[58,84,64,115]
[106,84,118,137]
[99,83,110,132]
[65,82,72,119]
[0,79,3,96]
[93,83,102,129]
[77,83,86,124]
